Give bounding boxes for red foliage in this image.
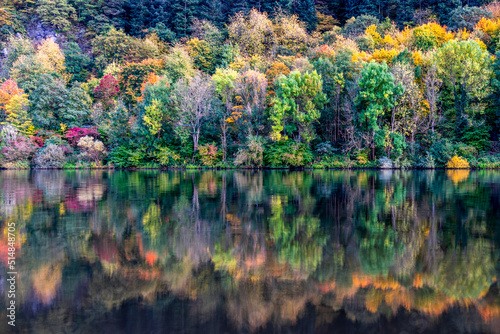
[313,44,336,62]
[31,136,44,147]
[64,127,100,147]
[94,74,120,110]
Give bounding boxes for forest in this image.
[1,0,500,169]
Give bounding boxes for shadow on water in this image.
[0,169,500,333]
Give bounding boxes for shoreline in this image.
[0,167,496,171]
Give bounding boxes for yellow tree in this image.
[5,93,34,136]
[36,38,67,80]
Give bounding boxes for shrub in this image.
[429,135,454,167]
[155,147,181,167]
[446,155,470,169]
[0,124,18,144]
[198,143,220,167]
[65,127,100,147]
[415,153,436,169]
[234,135,265,167]
[264,141,313,167]
[109,145,134,168]
[455,143,478,160]
[77,136,107,164]
[315,141,337,157]
[356,152,369,165]
[2,161,30,169]
[378,157,393,169]
[34,144,67,168]
[1,135,38,167]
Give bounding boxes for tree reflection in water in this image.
[0,169,499,333]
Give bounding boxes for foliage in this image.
[227,9,275,57]
[64,42,92,82]
[234,135,265,167]
[4,93,34,136]
[34,143,67,168]
[1,7,500,169]
[198,143,219,167]
[64,127,99,147]
[264,140,313,167]
[120,58,165,106]
[1,135,38,167]
[0,79,23,116]
[30,75,91,129]
[155,146,181,167]
[270,70,326,143]
[93,74,119,110]
[36,0,76,31]
[77,135,107,164]
[186,38,215,73]
[446,155,470,169]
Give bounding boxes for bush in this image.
[77,135,107,164]
[155,146,181,167]
[0,124,19,144]
[378,157,393,169]
[198,144,220,167]
[234,135,265,167]
[429,135,454,167]
[356,152,369,165]
[65,127,100,147]
[315,141,337,157]
[1,135,38,167]
[264,141,313,167]
[455,143,478,160]
[34,144,67,168]
[415,153,436,169]
[109,145,135,168]
[446,155,470,169]
[477,155,500,168]
[315,155,353,168]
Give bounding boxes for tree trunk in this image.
[192,127,200,163]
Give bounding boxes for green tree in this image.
[356,61,403,159]
[434,40,492,136]
[29,74,91,129]
[270,70,327,144]
[64,42,92,82]
[36,0,76,31]
[212,67,238,162]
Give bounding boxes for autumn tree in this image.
[235,69,268,136]
[174,73,214,161]
[227,9,276,57]
[0,79,23,120]
[94,74,120,111]
[5,93,34,136]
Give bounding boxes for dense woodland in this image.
[2,0,500,168]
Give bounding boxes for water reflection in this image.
[1,170,500,333]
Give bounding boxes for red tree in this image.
[94,74,120,110]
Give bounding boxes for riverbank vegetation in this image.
[2,1,500,169]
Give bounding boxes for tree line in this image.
[1,1,500,168]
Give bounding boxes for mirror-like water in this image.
[1,170,500,333]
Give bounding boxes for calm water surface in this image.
[1,170,500,333]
